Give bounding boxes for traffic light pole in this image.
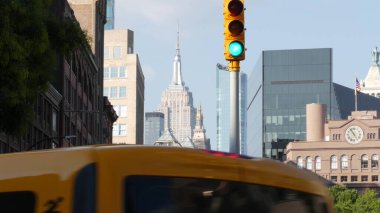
[229,61,240,154]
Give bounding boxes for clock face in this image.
[345,126,364,144]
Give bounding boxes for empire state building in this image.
[157,32,196,142]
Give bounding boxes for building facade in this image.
[104,29,145,144]
[248,48,380,160]
[157,33,196,143]
[216,64,247,154]
[0,0,112,153]
[286,104,380,192]
[144,112,164,145]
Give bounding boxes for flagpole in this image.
[355,89,357,111]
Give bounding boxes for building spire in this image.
[172,21,184,86]
[196,104,203,128]
[176,20,180,56]
[372,47,379,66]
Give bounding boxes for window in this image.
[120,105,127,117]
[104,67,110,79]
[113,105,127,117]
[0,191,36,213]
[372,175,378,182]
[119,87,127,98]
[104,47,109,59]
[306,157,312,170]
[372,154,379,169]
[340,176,347,182]
[361,155,369,169]
[110,87,118,98]
[331,176,337,182]
[367,133,376,139]
[112,124,119,136]
[74,163,96,213]
[361,175,368,182]
[331,155,338,169]
[110,67,118,78]
[124,176,329,213]
[119,66,127,78]
[341,155,348,169]
[103,87,109,97]
[113,46,121,58]
[106,66,128,79]
[315,156,321,170]
[120,124,127,136]
[351,176,358,182]
[296,156,303,168]
[113,124,127,136]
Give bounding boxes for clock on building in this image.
[345,125,364,144]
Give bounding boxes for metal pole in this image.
[229,61,240,154]
[355,90,357,111]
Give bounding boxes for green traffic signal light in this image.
[228,41,244,57]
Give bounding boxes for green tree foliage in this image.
[0,0,88,134]
[329,185,380,213]
[352,189,380,213]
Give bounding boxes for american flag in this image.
[356,78,361,92]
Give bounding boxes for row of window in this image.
[104,66,127,79]
[332,133,377,140]
[104,46,121,59]
[331,175,378,183]
[296,154,379,170]
[104,87,127,99]
[113,124,127,136]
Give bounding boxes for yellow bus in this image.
[0,145,335,213]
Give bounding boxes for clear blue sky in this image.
[115,0,380,145]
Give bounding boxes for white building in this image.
[157,32,196,143]
[192,105,209,149]
[104,29,145,144]
[360,47,380,98]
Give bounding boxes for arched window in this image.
[315,156,321,170]
[306,157,312,170]
[331,155,338,169]
[296,156,303,168]
[361,155,369,169]
[341,155,348,169]
[372,154,379,169]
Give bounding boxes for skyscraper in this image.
[216,64,247,154]
[157,32,196,143]
[192,105,208,149]
[105,0,114,30]
[144,112,164,145]
[248,48,380,160]
[104,29,145,144]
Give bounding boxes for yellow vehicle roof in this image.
[0,145,329,197]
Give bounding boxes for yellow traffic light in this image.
[224,0,245,61]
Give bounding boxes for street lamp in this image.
[27,135,76,151]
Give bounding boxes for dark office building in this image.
[247,48,380,160]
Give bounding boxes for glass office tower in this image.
[144,112,164,145]
[105,0,114,30]
[247,48,380,160]
[216,64,247,154]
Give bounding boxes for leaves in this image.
[329,185,380,213]
[0,0,89,134]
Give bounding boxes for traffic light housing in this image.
[224,0,245,61]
